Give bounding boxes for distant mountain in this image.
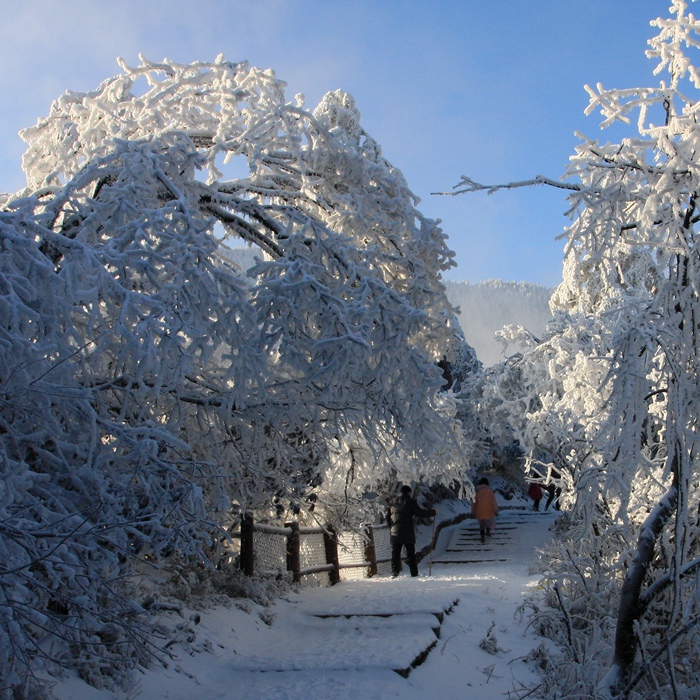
[445,280,553,367]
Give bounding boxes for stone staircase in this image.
[430,507,553,565]
[227,581,459,683]
[309,601,458,677]
[220,508,555,698]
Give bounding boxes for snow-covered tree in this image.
[467,315,606,500]
[450,2,700,696]
[0,56,467,695]
[554,4,700,694]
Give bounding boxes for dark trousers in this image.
[545,487,561,510]
[391,538,418,577]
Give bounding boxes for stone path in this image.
[223,507,556,690]
[50,503,559,700]
[430,506,551,565]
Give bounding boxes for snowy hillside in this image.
[445,279,553,366]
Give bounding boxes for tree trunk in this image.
[240,513,255,576]
[286,521,301,583]
[323,527,341,585]
[603,478,678,696]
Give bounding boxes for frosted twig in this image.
[432,174,582,197]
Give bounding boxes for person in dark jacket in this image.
[387,485,437,578]
[545,481,561,510]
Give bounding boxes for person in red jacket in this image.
[472,477,498,544]
[528,482,544,511]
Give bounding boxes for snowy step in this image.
[432,558,510,564]
[444,526,519,549]
[431,510,555,566]
[228,595,458,678]
[229,613,439,673]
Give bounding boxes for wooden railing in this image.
[237,514,391,585]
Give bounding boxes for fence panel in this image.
[253,525,290,577]
[370,524,393,577]
[239,518,387,583]
[299,530,334,585]
[337,531,370,581]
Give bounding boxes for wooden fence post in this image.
[365,526,378,578]
[286,521,301,583]
[323,528,341,585]
[240,513,255,576]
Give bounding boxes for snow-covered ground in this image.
[50,493,560,700]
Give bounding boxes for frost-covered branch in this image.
[432,174,582,197]
[639,554,700,612]
[603,482,679,694]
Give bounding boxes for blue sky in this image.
[0,1,670,286]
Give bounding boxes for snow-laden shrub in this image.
[525,506,700,700]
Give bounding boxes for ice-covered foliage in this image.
[0,56,467,696]
[453,2,700,697]
[547,2,700,695]
[466,314,608,506]
[438,280,556,481]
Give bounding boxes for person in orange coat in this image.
[472,477,498,544]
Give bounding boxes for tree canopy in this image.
[0,56,470,696]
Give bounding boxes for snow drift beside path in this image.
[49,492,559,700]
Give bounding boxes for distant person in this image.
[528,482,544,511]
[472,477,498,544]
[387,485,437,578]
